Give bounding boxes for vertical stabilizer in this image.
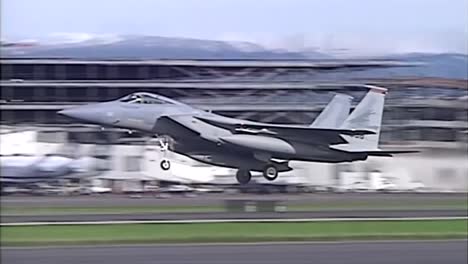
[335,86,387,151]
[310,93,352,128]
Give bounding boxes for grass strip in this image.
[1,220,466,246]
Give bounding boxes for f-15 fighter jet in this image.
[59,86,415,184]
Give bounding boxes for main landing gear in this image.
[262,164,278,181]
[236,170,252,185]
[235,164,279,184]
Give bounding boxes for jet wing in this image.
[154,115,201,137]
[195,116,374,145]
[195,116,375,136]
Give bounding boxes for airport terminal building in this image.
[1,58,467,146]
[1,58,467,191]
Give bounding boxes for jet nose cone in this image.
[58,107,83,119]
[58,105,103,123]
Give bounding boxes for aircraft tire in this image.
[262,164,278,181]
[236,170,252,185]
[160,159,171,171]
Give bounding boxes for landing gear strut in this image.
[157,135,171,171]
[236,170,252,185]
[262,164,278,181]
[158,136,171,152]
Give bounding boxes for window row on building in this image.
[2,62,324,81]
[1,63,190,80]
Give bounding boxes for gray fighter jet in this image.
[59,86,415,184]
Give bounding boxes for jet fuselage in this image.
[61,99,367,173]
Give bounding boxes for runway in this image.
[3,193,466,223]
[2,209,467,223]
[2,240,467,264]
[3,193,466,207]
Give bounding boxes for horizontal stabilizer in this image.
[366,150,420,157]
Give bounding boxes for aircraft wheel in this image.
[160,159,171,171]
[236,170,252,185]
[263,164,278,181]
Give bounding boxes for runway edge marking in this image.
[2,216,467,226]
[3,239,468,250]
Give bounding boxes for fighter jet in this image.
[59,86,415,184]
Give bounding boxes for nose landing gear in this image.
[157,135,172,171]
[160,159,171,171]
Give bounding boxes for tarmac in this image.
[2,192,466,207]
[2,240,467,264]
[2,209,466,223]
[2,193,466,223]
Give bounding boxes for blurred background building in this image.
[0,55,467,193]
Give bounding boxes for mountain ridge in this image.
[2,35,466,79]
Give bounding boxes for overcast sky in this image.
[2,0,467,55]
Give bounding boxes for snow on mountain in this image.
[1,34,328,60]
[2,34,466,79]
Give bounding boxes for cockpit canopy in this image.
[119,92,179,105]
